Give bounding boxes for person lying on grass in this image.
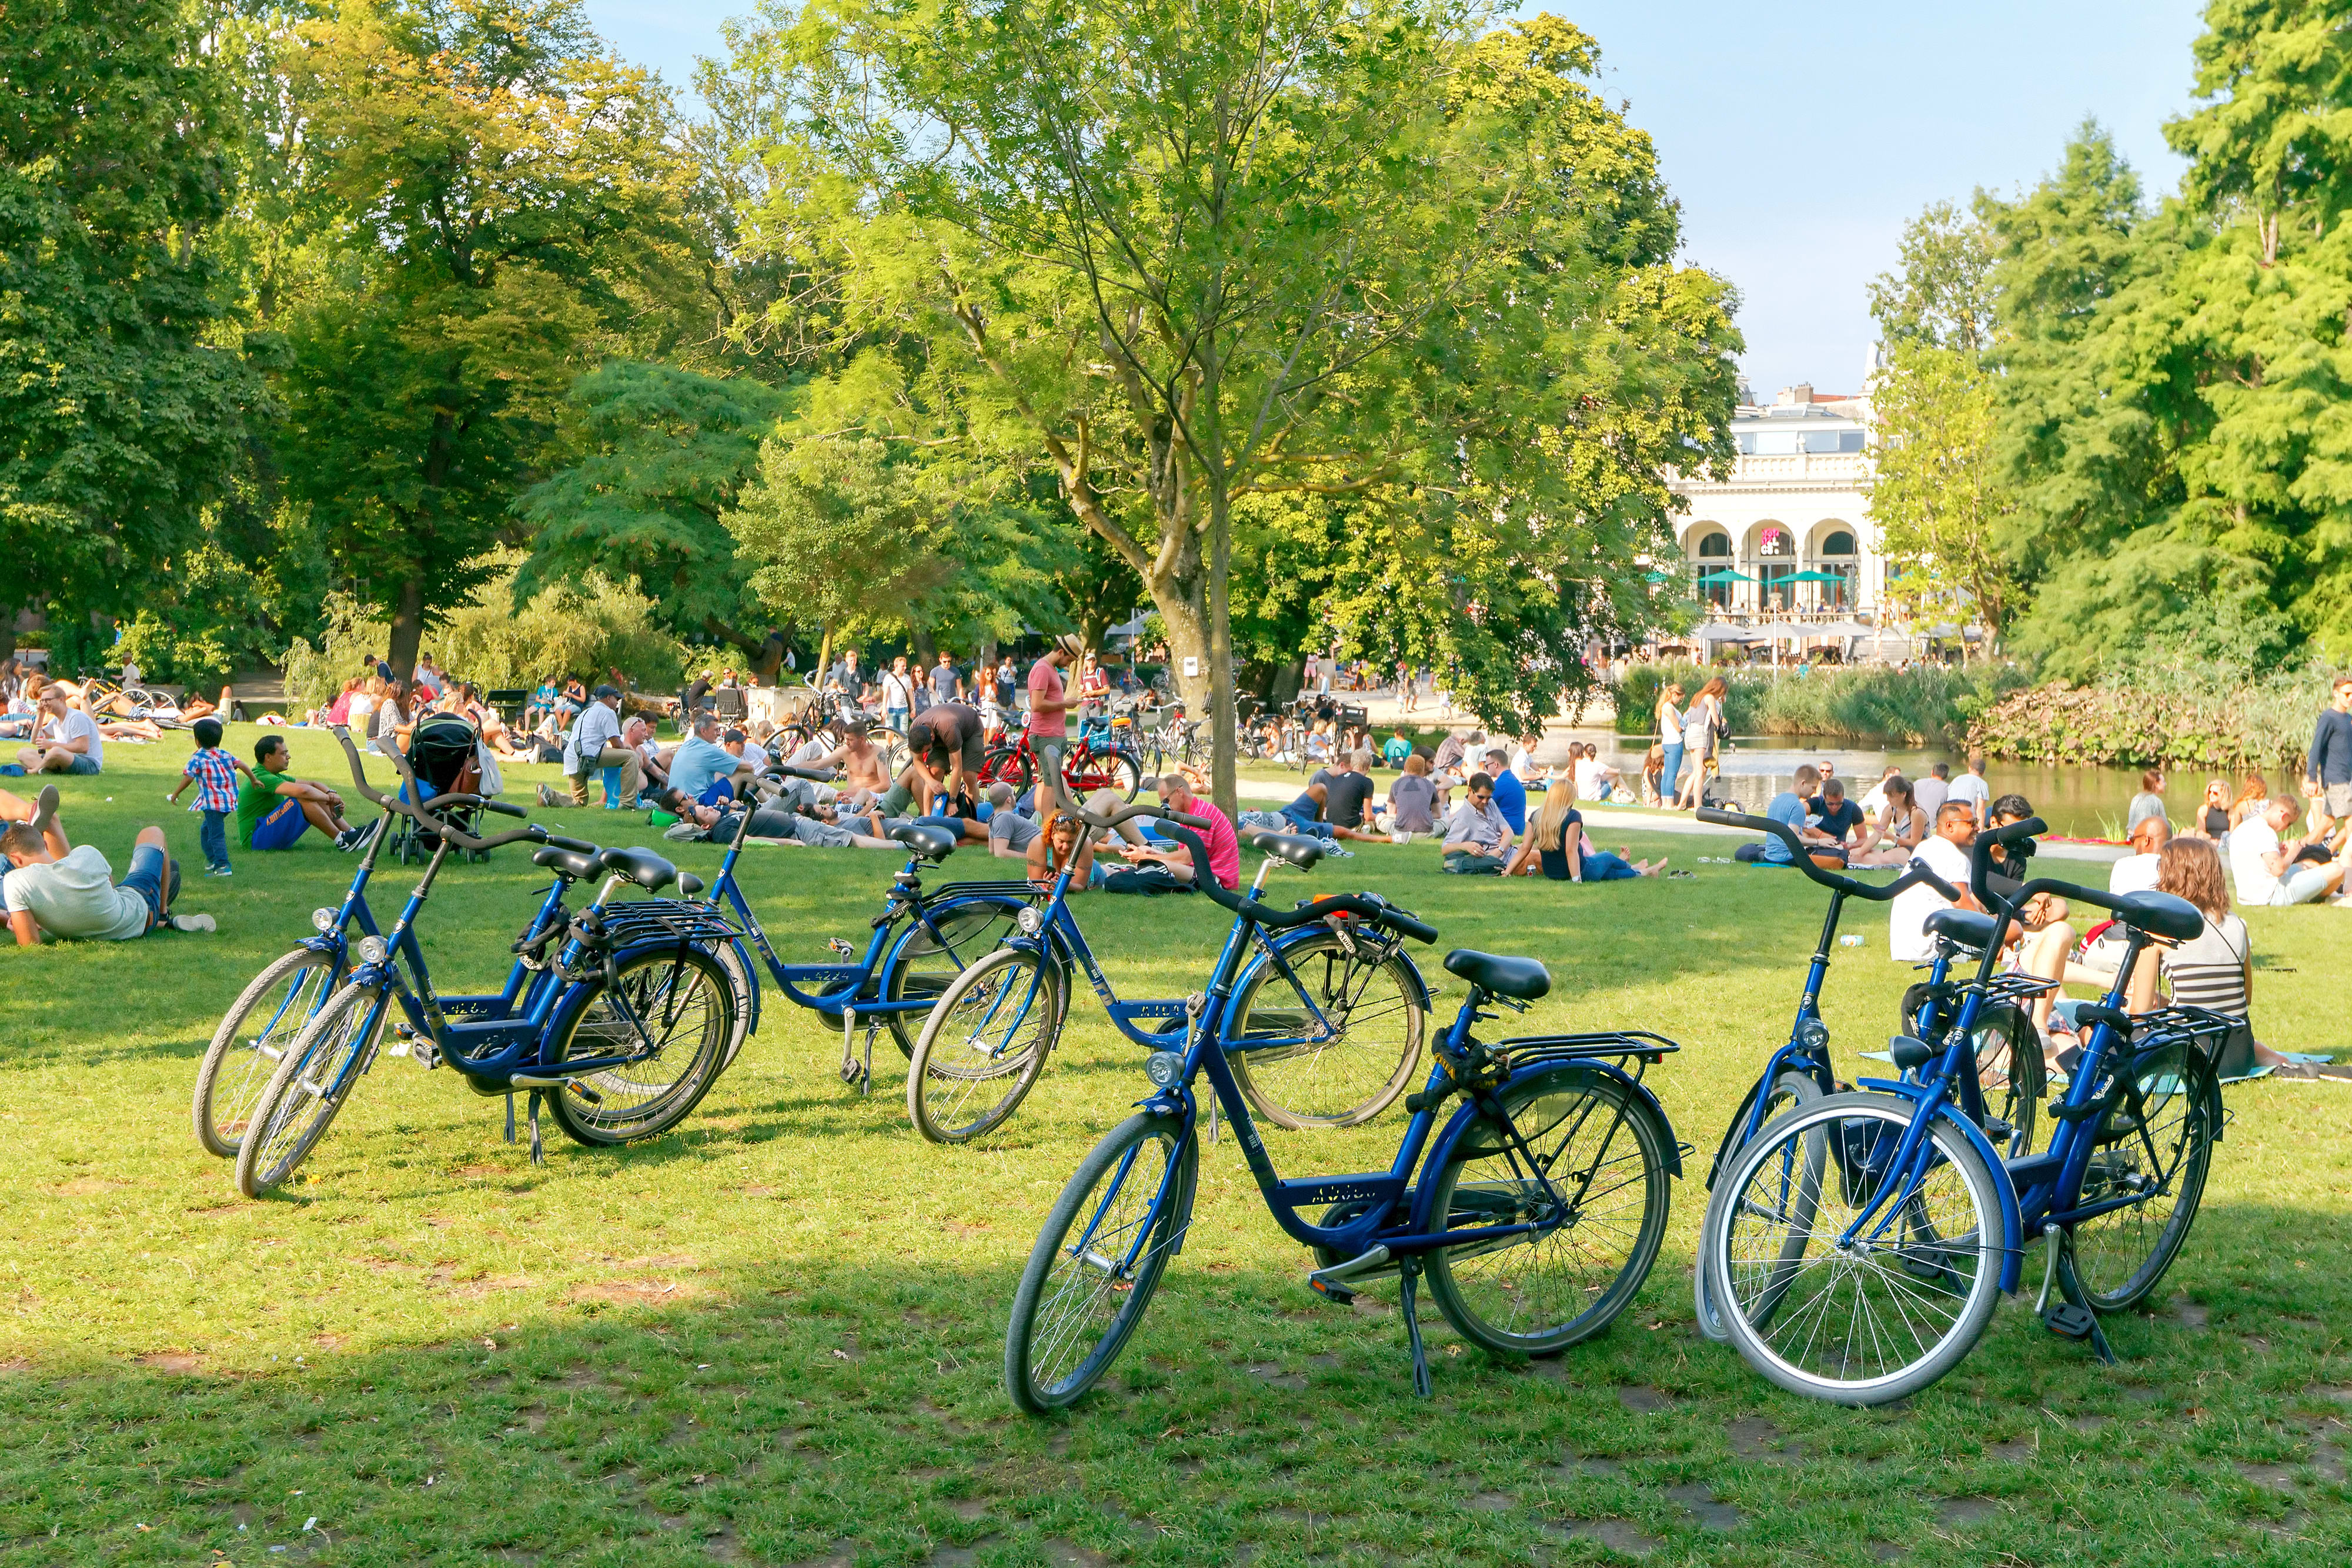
[2,785,215,944]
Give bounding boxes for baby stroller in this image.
[386,714,493,865]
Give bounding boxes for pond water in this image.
[1562,733,2254,841]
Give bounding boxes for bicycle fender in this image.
[1409,1061,1680,1236]
[1856,1076,2026,1294]
[875,893,1030,989]
[725,934,762,1038]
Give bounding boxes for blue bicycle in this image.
[233,733,743,1196]
[1686,811,2049,1340]
[191,797,600,1159]
[1699,815,2226,1403]
[907,803,1430,1143]
[701,764,1039,1094]
[1002,819,1682,1410]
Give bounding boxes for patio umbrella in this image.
[1813,620,1875,640]
[1692,622,1757,643]
[1751,623,1810,641]
[1780,570,1848,584]
[1693,569,1755,585]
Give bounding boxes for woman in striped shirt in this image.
[2124,838,2345,1079]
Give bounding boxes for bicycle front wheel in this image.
[1226,930,1425,1129]
[880,897,1030,1057]
[235,980,387,1198]
[2069,1038,2215,1311]
[1005,1111,1194,1413]
[195,947,338,1158]
[1707,1091,2003,1405]
[1694,1068,1825,1344]
[907,947,1065,1144]
[543,946,734,1146]
[1424,1066,1673,1356]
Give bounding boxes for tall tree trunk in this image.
[0,610,16,665]
[386,578,426,681]
[1205,484,1237,823]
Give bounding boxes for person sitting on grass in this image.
[1386,752,1438,843]
[1743,764,1846,868]
[239,734,370,852]
[1441,773,1513,875]
[1806,777,1866,856]
[2230,793,2350,907]
[984,781,1041,860]
[1107,772,1240,891]
[1506,781,1666,880]
[15,688,102,775]
[1846,776,1926,868]
[2,786,215,943]
[1027,808,1100,890]
[1305,750,1385,841]
[658,787,898,850]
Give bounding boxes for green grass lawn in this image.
[4,726,2348,1566]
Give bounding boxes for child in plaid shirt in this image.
[168,718,248,875]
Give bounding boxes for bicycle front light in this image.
[1796,1018,1830,1052]
[1145,1050,1185,1089]
[356,936,389,965]
[312,907,339,934]
[1016,905,1045,936]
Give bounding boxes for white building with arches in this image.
[1669,382,1882,623]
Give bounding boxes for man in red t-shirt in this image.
[1117,772,1240,891]
[1027,634,1079,812]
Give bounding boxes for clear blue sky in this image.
[581,1,2210,396]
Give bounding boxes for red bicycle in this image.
[980,717,1143,801]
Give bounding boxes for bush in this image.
[1610,661,2015,744]
[1968,667,2333,771]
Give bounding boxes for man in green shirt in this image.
[238,735,368,851]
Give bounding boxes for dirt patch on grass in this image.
[51,1177,128,1196]
[136,1351,205,1374]
[570,1277,704,1308]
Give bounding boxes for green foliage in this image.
[0,0,258,638]
[1866,200,1998,355]
[1611,662,2024,746]
[516,361,795,656]
[265,0,690,672]
[433,552,690,695]
[1866,342,2017,643]
[1970,664,2338,770]
[112,507,330,688]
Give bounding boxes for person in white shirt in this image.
[1859,765,1902,824]
[1571,743,1619,803]
[15,689,103,774]
[2230,794,2349,905]
[1887,802,1985,962]
[1913,762,1950,823]
[4,788,213,942]
[2106,815,2169,897]
[1946,752,1992,827]
[558,685,641,808]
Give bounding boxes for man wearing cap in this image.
[1028,635,1080,813]
[562,684,642,808]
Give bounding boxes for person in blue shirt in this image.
[666,711,745,807]
[1758,764,1845,867]
[1380,732,1411,770]
[1482,746,1526,835]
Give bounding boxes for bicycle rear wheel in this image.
[1972,1005,2044,1158]
[1693,1068,1825,1343]
[907,947,1065,1144]
[880,897,1030,1056]
[2067,1039,2214,1311]
[1706,1091,2002,1405]
[542,947,734,1146]
[1424,1066,1673,1356]
[195,947,338,1158]
[235,981,387,1198]
[1226,930,1425,1129]
[1005,1111,1194,1412]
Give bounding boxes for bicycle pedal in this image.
[827,937,857,958]
[1308,1276,1357,1307]
[2040,1302,2097,1341]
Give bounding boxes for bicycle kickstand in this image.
[2034,1222,2117,1365]
[1396,1257,1434,1399]
[837,1008,872,1095]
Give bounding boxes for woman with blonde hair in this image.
[1673,676,1727,810]
[1655,681,1686,805]
[1847,776,1925,867]
[1508,781,1666,880]
[2181,775,2231,841]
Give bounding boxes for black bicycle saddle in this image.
[600,846,680,892]
[2112,890,2204,944]
[532,845,605,881]
[1443,949,1552,1001]
[1244,829,1327,869]
[1924,907,2000,954]
[888,823,959,861]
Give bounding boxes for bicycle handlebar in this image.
[1145,811,1436,942]
[1967,814,2128,920]
[329,727,544,855]
[1696,806,1960,903]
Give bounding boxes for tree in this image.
[0,0,257,662]
[1866,342,2017,648]
[268,0,688,678]
[515,362,796,679]
[711,4,1738,807]
[1866,200,1999,355]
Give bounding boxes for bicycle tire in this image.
[1693,1068,1825,1343]
[1101,751,1143,801]
[542,946,735,1147]
[194,947,338,1158]
[983,746,1031,794]
[876,726,910,776]
[1974,1004,2044,1158]
[1706,1091,2002,1405]
[1004,1111,1194,1412]
[907,947,1066,1143]
[2067,1038,2215,1312]
[1225,930,1425,1129]
[879,897,1030,1057]
[234,980,387,1198]
[1424,1067,1673,1356]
